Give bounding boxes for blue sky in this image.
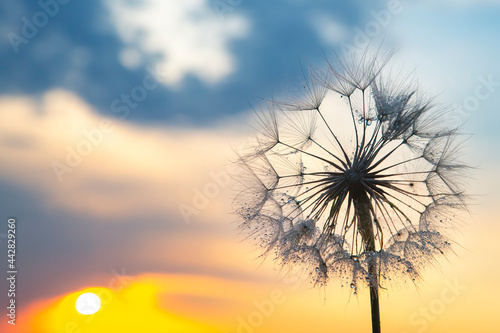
[1,1,499,127]
[0,0,499,125]
[1,0,363,124]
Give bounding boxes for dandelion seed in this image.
[233,49,468,333]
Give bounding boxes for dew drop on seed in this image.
[350,283,355,289]
[366,119,372,126]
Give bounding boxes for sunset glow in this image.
[1,1,499,332]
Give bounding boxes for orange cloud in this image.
[5,265,498,333]
[0,273,272,333]
[0,90,249,222]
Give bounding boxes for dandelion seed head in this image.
[233,50,468,291]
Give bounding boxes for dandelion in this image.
[233,49,468,333]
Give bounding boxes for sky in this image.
[0,0,500,332]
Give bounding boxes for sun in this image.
[75,292,101,315]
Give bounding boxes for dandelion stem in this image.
[352,189,381,333]
[369,263,381,333]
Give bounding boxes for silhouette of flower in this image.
[233,49,468,332]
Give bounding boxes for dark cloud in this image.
[0,179,232,305]
[0,0,364,125]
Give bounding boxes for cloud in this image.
[0,90,275,310]
[106,0,250,86]
[0,90,250,221]
[309,13,347,45]
[0,273,266,333]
